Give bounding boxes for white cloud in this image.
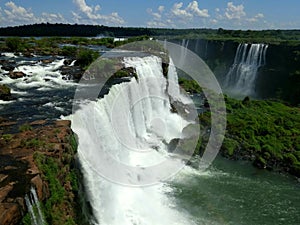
[147,8,162,20]
[247,13,264,22]
[171,2,193,19]
[3,1,37,24]
[210,19,218,24]
[205,2,268,29]
[73,0,125,25]
[41,13,68,24]
[0,1,67,26]
[147,1,209,27]
[158,6,164,13]
[225,2,246,20]
[187,1,209,18]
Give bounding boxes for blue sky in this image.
[0,0,299,29]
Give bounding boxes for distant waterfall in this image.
[224,43,268,97]
[179,39,189,66]
[24,187,45,225]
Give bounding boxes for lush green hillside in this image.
[199,96,300,177]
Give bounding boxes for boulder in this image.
[22,52,33,58]
[41,59,54,64]
[9,71,26,79]
[1,65,15,72]
[64,59,74,66]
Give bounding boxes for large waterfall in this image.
[224,43,268,97]
[71,55,197,225]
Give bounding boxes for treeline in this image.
[0,23,216,38]
[1,23,300,44]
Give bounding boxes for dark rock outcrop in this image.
[9,71,26,79]
[0,60,16,72]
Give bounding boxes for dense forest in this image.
[0,23,300,45]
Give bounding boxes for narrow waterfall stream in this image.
[24,187,45,225]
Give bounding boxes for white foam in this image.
[0,99,15,104]
[2,52,17,58]
[0,58,77,90]
[10,89,28,95]
[71,56,196,225]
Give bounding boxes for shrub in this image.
[1,134,13,142]
[19,123,33,132]
[222,138,239,156]
[5,37,22,51]
[61,46,77,56]
[75,48,99,69]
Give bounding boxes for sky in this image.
[0,0,299,29]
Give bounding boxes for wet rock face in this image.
[0,120,75,225]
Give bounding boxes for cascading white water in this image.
[179,39,189,66]
[224,43,268,97]
[24,187,45,225]
[71,55,197,225]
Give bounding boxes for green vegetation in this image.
[1,23,300,46]
[5,37,23,51]
[198,96,300,176]
[61,46,77,56]
[75,48,99,69]
[178,78,202,93]
[31,134,87,225]
[21,138,46,149]
[0,84,11,100]
[0,84,10,94]
[34,152,66,224]
[69,134,78,153]
[1,134,13,142]
[18,123,33,132]
[176,77,300,176]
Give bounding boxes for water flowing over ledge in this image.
[71,55,198,224]
[223,43,268,97]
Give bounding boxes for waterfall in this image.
[224,43,268,97]
[179,39,189,66]
[24,187,45,225]
[71,55,197,225]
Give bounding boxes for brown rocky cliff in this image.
[0,120,80,225]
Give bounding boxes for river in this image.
[0,49,299,225]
